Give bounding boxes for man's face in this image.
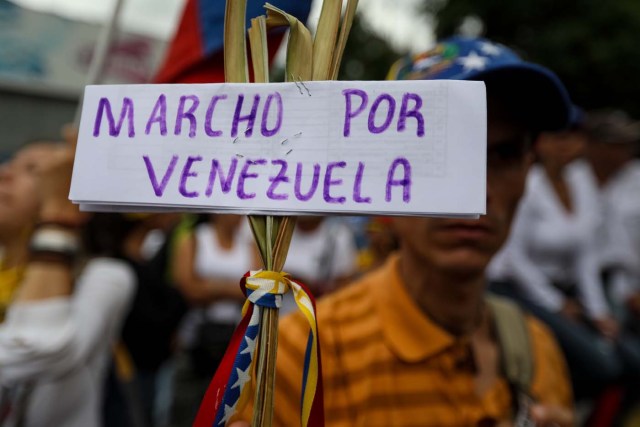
[392,106,532,277]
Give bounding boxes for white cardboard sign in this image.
[70,80,486,217]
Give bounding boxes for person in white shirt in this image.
[283,216,357,297]
[500,160,612,323]
[278,216,358,316]
[0,142,135,427]
[173,214,256,351]
[584,110,640,318]
[488,127,625,398]
[583,111,640,389]
[492,127,615,323]
[171,214,257,424]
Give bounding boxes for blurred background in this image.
[2,1,640,426]
[0,0,419,155]
[4,0,640,153]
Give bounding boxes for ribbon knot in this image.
[244,270,291,309]
[194,270,324,427]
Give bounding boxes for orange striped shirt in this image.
[235,255,572,426]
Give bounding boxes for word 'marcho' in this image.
[92,89,426,140]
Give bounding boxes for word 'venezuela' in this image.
[92,88,427,205]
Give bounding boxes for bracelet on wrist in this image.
[29,227,80,265]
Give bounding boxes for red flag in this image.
[153,0,312,84]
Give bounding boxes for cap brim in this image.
[469,63,572,132]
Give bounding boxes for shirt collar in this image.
[373,254,456,363]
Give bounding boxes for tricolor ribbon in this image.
[194,270,324,427]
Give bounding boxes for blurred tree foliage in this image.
[338,15,405,81]
[424,0,640,117]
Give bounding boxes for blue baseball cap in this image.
[387,36,572,131]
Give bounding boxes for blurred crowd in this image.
[1,42,640,427]
[488,109,640,424]
[0,141,367,427]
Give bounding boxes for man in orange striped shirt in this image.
[232,37,574,427]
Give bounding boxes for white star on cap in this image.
[457,51,489,72]
[231,366,251,390]
[480,42,501,56]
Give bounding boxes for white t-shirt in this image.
[284,219,357,289]
[0,258,135,427]
[179,221,255,348]
[280,219,357,315]
[601,160,640,273]
[595,160,640,302]
[488,161,610,318]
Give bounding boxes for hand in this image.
[559,299,582,321]
[36,142,87,226]
[61,123,79,146]
[228,422,249,427]
[530,403,574,427]
[593,316,619,340]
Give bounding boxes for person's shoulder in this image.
[566,159,597,181]
[625,158,640,171]
[524,164,546,194]
[524,312,573,406]
[237,220,255,242]
[524,313,569,384]
[83,258,136,285]
[322,218,354,234]
[563,160,596,190]
[567,160,602,200]
[194,221,212,236]
[523,313,564,361]
[528,163,545,180]
[524,313,554,342]
[620,159,640,182]
[566,158,589,173]
[78,257,136,301]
